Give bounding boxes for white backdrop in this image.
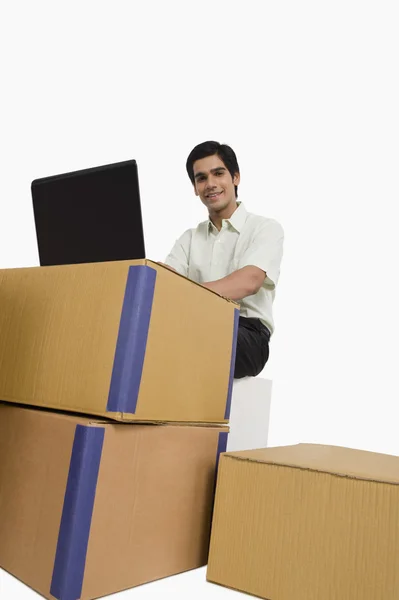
[1,1,398,598]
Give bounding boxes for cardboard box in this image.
[0,402,228,600]
[0,259,239,423]
[207,443,399,600]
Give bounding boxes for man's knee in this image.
[234,325,269,379]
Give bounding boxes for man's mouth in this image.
[206,191,222,199]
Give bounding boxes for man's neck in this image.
[209,201,239,231]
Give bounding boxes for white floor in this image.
[0,378,272,599]
[0,567,250,599]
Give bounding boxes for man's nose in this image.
[205,176,217,190]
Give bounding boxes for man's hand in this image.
[202,266,265,301]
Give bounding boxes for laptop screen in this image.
[31,159,146,267]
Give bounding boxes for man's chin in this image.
[207,200,227,213]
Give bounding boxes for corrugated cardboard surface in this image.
[0,403,228,600]
[133,261,237,422]
[0,259,238,423]
[207,443,399,600]
[0,404,79,598]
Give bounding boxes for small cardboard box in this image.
[0,402,228,600]
[0,259,239,423]
[207,443,399,600]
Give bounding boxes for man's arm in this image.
[203,219,284,301]
[202,266,265,301]
[162,229,192,276]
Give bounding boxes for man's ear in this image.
[233,172,241,186]
[194,184,199,196]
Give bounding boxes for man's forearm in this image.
[202,266,265,301]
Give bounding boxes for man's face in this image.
[193,154,240,214]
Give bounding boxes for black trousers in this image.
[234,317,271,379]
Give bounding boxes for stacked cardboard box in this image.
[0,259,239,422]
[0,259,239,599]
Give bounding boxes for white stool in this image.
[226,377,272,452]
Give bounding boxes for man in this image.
[162,141,284,379]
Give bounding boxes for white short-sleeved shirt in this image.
[164,202,284,334]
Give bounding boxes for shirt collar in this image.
[207,202,248,235]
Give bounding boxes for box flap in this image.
[0,402,229,432]
[224,443,399,485]
[119,419,229,430]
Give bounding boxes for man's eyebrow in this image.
[194,167,227,179]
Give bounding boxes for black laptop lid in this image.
[31,159,146,266]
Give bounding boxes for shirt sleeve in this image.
[164,229,192,277]
[238,219,284,290]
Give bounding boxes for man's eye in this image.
[216,171,223,176]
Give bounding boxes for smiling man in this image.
[163,141,284,379]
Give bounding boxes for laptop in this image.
[31,159,146,267]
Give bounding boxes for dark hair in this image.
[186,141,240,198]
